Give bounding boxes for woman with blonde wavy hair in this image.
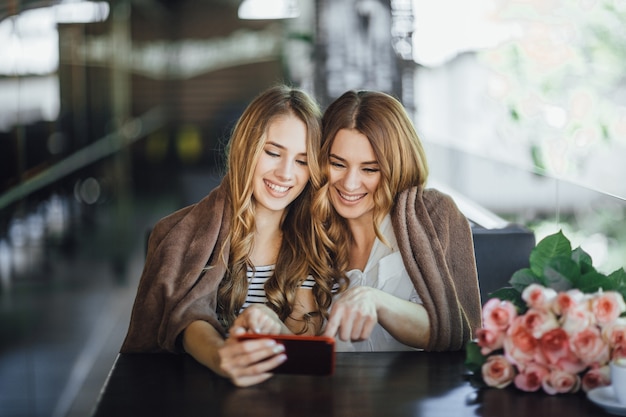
[121,84,339,387]
[315,90,482,352]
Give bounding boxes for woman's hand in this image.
[230,304,287,335]
[216,331,287,387]
[182,320,287,388]
[322,286,379,342]
[322,286,431,349]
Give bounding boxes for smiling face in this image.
[328,128,381,224]
[252,114,310,215]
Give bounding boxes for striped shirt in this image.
[239,265,316,312]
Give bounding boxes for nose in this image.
[342,168,361,192]
[275,159,295,181]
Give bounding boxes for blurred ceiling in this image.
[0,0,240,22]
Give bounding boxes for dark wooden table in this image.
[91,351,611,417]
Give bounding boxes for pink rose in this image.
[476,327,505,355]
[513,362,549,392]
[561,305,596,336]
[540,328,572,361]
[581,365,610,393]
[521,308,559,339]
[539,328,586,374]
[482,355,516,388]
[570,326,610,367]
[612,345,626,362]
[522,284,557,311]
[591,291,626,325]
[602,318,626,349]
[504,317,539,368]
[482,298,517,332]
[552,289,585,316]
[542,369,581,395]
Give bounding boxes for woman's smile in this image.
[264,179,291,195]
[336,189,367,203]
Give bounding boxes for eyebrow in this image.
[330,153,378,165]
[267,141,307,156]
[266,141,285,149]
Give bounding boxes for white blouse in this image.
[334,214,422,352]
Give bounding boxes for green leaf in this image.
[542,256,579,292]
[487,287,526,312]
[465,340,487,373]
[608,268,626,285]
[572,246,593,271]
[579,259,596,275]
[573,270,613,293]
[510,268,543,293]
[529,231,572,277]
[608,268,626,301]
[487,286,520,301]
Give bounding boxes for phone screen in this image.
[237,334,335,375]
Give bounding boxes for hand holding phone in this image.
[237,334,335,375]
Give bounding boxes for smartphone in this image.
[237,333,335,376]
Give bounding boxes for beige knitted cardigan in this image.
[121,183,482,353]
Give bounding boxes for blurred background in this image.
[0,0,625,416]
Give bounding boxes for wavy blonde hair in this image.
[217,85,338,334]
[312,90,429,275]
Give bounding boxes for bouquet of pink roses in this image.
[465,231,626,395]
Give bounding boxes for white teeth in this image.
[339,191,364,201]
[266,181,289,193]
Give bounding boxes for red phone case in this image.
[237,334,335,375]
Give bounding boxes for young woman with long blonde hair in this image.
[315,90,482,351]
[122,85,340,387]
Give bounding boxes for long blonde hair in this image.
[217,85,337,333]
[312,90,429,275]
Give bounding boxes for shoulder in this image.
[150,204,195,242]
[396,186,459,215]
[422,187,459,214]
[151,182,230,242]
[393,186,468,238]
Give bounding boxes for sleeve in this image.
[120,185,231,354]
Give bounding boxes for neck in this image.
[249,206,284,266]
[254,204,285,232]
[347,216,377,271]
